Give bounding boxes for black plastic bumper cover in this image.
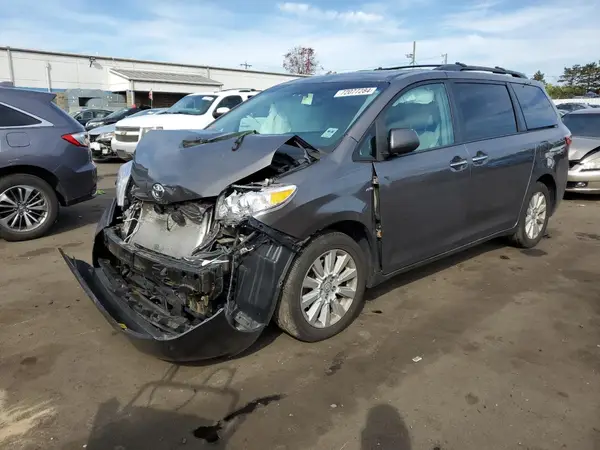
[60,204,297,362]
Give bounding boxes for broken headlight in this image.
[216,185,296,222]
[115,161,132,207]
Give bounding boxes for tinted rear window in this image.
[562,114,600,138]
[0,104,42,127]
[453,83,517,141]
[512,84,557,130]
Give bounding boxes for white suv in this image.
[111,89,259,159]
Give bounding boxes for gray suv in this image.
[62,63,569,361]
[0,87,97,241]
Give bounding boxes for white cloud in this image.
[278,2,385,24]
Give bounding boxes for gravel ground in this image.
[0,162,599,450]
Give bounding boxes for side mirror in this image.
[214,107,230,118]
[388,128,420,157]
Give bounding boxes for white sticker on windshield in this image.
[321,128,338,138]
[334,87,377,97]
[202,96,215,101]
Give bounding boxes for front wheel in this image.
[0,174,59,242]
[510,182,551,248]
[275,231,367,342]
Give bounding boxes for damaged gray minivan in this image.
[61,63,569,361]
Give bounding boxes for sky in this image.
[0,0,598,81]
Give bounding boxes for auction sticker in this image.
[334,87,377,97]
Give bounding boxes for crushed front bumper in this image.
[90,140,117,159]
[61,199,297,362]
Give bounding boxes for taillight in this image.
[565,135,572,147]
[62,132,88,147]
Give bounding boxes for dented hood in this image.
[131,130,295,202]
[569,136,600,161]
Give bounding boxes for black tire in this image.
[510,182,551,248]
[0,174,59,242]
[274,231,367,342]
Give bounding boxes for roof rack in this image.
[374,62,528,79]
[438,62,528,79]
[220,88,260,92]
[374,64,441,71]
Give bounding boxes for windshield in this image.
[563,114,600,138]
[167,95,217,116]
[207,82,387,150]
[103,108,128,120]
[129,108,165,118]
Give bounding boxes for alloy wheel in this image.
[300,249,358,329]
[525,192,547,240]
[0,185,49,232]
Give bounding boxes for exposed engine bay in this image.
[98,132,314,337]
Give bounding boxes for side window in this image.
[81,111,94,120]
[453,83,517,141]
[383,83,454,152]
[512,84,558,130]
[358,125,376,158]
[0,104,42,127]
[217,95,243,110]
[95,111,109,118]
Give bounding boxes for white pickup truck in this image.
[111,89,259,160]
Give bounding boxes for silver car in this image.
[562,109,600,193]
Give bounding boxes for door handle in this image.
[449,157,468,171]
[472,151,488,165]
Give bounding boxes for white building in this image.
[0,46,303,110]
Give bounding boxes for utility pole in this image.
[441,53,448,64]
[240,61,252,70]
[405,41,416,66]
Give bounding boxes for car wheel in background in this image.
[0,174,59,242]
[275,231,367,342]
[510,181,551,248]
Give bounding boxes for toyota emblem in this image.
[151,183,165,201]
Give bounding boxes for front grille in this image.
[115,126,140,143]
[115,134,139,143]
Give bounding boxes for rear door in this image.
[450,81,535,239]
[371,82,472,273]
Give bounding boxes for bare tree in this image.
[283,46,319,75]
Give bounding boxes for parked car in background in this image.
[556,102,591,114]
[70,108,112,127]
[62,64,569,361]
[562,109,600,193]
[85,105,151,131]
[0,87,97,241]
[111,89,259,160]
[88,108,167,161]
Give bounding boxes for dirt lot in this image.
[0,162,599,450]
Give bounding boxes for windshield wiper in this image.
[231,130,258,151]
[182,130,258,149]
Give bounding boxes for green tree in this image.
[532,70,546,83]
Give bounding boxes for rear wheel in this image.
[510,182,550,248]
[0,174,59,242]
[275,232,367,342]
